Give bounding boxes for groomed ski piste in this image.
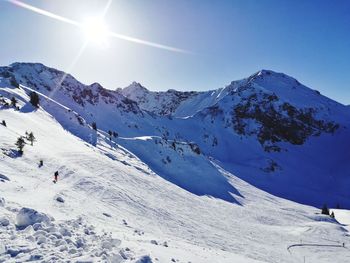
[1,67,350,262]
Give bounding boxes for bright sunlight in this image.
[82,16,109,46]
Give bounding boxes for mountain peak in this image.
[258,69,275,75]
[249,69,292,80]
[125,81,148,91]
[122,81,149,98]
[90,82,104,90]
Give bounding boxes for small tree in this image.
[189,143,201,155]
[1,120,6,127]
[27,132,36,146]
[330,211,335,218]
[108,130,112,140]
[113,131,118,138]
[92,122,97,131]
[321,204,330,215]
[29,91,40,107]
[15,136,25,155]
[11,97,17,107]
[10,76,19,88]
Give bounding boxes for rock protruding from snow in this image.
[16,207,51,229]
[55,196,65,203]
[0,197,5,207]
[0,173,10,181]
[135,255,153,263]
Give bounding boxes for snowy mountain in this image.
[1,62,350,262]
[120,82,199,116]
[121,68,350,207]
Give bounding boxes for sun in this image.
[82,17,109,46]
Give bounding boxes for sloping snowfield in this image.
[1,100,349,262]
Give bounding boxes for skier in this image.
[53,171,59,183]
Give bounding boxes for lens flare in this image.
[82,17,109,46]
[5,0,190,53]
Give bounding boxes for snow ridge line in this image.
[19,84,72,112]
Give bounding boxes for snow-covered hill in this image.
[1,62,350,262]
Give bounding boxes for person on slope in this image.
[53,171,59,183]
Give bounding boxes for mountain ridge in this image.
[1,61,350,262]
[1,62,349,208]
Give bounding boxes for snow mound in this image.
[16,207,52,229]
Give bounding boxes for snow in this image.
[1,62,350,262]
[331,209,350,232]
[16,207,52,229]
[121,82,199,116]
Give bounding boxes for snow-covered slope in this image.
[1,62,350,262]
[1,98,350,262]
[0,63,148,138]
[1,63,350,208]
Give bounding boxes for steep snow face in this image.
[118,136,241,203]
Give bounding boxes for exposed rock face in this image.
[231,86,339,151]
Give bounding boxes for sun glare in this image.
[7,0,189,53]
[82,17,109,46]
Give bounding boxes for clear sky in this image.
[1,0,349,104]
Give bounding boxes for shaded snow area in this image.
[1,63,350,262]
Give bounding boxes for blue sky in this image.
[1,0,350,104]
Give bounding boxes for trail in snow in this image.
[287,243,346,252]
